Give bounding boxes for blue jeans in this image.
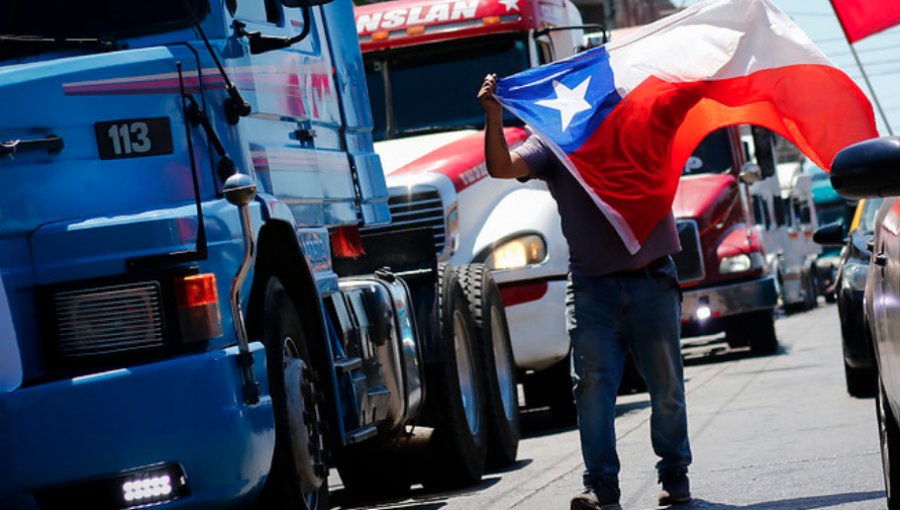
[567,258,692,491]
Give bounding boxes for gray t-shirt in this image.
[513,135,681,277]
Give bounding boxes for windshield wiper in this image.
[0,35,117,51]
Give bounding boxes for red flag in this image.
[830,0,900,43]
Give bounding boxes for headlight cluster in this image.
[841,262,869,292]
[719,252,765,274]
[487,234,547,270]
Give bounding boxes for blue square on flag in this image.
[495,46,621,154]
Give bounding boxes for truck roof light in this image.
[373,31,389,40]
[483,16,501,25]
[407,25,426,35]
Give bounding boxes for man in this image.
[478,73,692,510]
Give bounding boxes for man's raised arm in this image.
[478,74,530,180]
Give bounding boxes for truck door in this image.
[228,0,362,228]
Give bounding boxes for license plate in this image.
[94,117,174,160]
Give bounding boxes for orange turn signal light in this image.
[407,25,425,35]
[372,31,389,40]
[175,273,219,308]
[483,16,501,25]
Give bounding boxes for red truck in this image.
[676,126,779,354]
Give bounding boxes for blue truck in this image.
[0,1,519,508]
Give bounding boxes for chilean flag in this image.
[831,0,900,44]
[494,0,877,254]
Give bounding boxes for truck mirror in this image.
[813,222,844,246]
[750,126,776,179]
[740,162,762,184]
[831,136,900,200]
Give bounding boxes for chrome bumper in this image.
[682,275,777,322]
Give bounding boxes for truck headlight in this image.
[841,262,869,292]
[487,234,547,270]
[719,253,764,274]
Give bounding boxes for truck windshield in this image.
[682,128,734,175]
[0,0,209,59]
[364,35,530,140]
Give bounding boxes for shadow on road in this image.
[680,491,884,509]
[331,475,502,510]
[682,336,788,368]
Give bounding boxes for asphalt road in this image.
[332,302,887,510]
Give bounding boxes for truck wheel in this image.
[877,380,900,509]
[258,278,329,510]
[804,269,819,310]
[725,309,778,355]
[457,264,520,468]
[422,264,488,489]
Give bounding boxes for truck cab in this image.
[354,0,589,421]
[0,0,515,507]
[676,127,779,354]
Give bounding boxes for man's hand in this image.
[479,72,529,180]
[478,73,503,118]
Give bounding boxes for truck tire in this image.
[422,264,488,489]
[726,309,778,355]
[804,268,819,311]
[456,264,520,468]
[258,278,329,510]
[877,380,900,510]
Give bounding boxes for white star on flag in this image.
[535,77,592,132]
[498,0,519,11]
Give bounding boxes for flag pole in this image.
[847,43,894,135]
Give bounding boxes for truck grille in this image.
[53,282,165,359]
[673,220,704,283]
[363,186,447,256]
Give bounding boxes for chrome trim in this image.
[681,275,777,321]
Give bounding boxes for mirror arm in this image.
[535,24,607,42]
[248,5,312,54]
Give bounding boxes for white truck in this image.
[354,0,591,421]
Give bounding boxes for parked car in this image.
[814,198,883,397]
[802,159,855,301]
[829,136,900,509]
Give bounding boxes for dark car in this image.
[814,198,883,397]
[830,136,900,509]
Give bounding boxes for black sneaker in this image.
[658,471,691,506]
[570,485,623,510]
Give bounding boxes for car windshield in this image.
[859,198,884,235]
[0,0,208,59]
[682,128,734,175]
[364,34,530,140]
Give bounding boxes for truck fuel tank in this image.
[335,271,424,432]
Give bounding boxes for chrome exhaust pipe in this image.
[223,173,260,404]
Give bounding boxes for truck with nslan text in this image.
[354,0,593,422]
[0,0,518,508]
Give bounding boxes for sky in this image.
[679,0,900,135]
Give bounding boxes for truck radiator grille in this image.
[53,282,165,358]
[362,187,447,256]
[673,220,704,283]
